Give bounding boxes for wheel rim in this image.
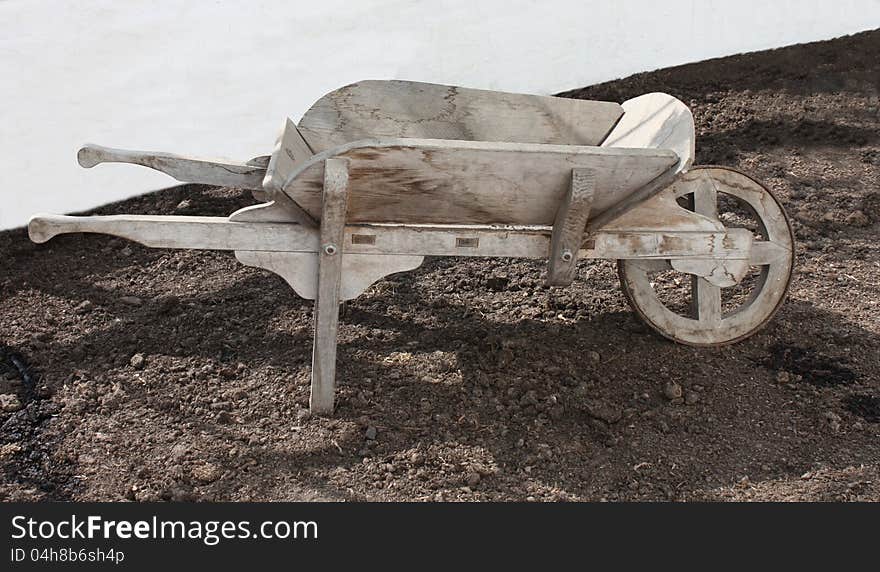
[619,166,795,346]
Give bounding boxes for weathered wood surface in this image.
[618,166,795,346]
[278,138,678,225]
[310,158,349,414]
[77,144,267,190]
[547,168,596,286]
[263,118,314,193]
[27,213,318,251]
[599,187,721,233]
[592,229,750,267]
[601,92,695,170]
[587,92,696,232]
[235,250,423,301]
[666,173,749,285]
[28,212,756,269]
[297,80,624,152]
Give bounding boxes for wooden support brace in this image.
[546,168,596,286]
[310,158,350,415]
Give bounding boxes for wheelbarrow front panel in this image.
[298,80,624,151]
[280,138,679,226]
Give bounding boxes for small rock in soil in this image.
[169,443,189,461]
[845,210,870,227]
[776,370,791,384]
[74,300,93,314]
[365,426,378,440]
[823,410,842,433]
[129,353,145,369]
[684,391,700,405]
[295,409,311,423]
[588,351,601,363]
[120,296,143,306]
[191,463,222,484]
[0,393,23,412]
[663,381,683,401]
[466,472,481,487]
[585,399,622,424]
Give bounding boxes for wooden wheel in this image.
[618,166,795,346]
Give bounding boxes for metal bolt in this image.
[561,249,573,262]
[323,243,338,256]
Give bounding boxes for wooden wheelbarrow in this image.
[29,80,795,415]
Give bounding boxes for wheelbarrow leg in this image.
[310,158,350,415]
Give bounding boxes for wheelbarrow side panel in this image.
[279,138,679,226]
[297,80,624,151]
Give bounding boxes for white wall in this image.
[2,0,879,229]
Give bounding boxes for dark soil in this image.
[844,394,880,423]
[1,30,879,501]
[762,345,857,387]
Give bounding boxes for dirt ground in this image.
[1,30,879,502]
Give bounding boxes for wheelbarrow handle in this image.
[28,213,318,252]
[77,144,268,191]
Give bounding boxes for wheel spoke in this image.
[693,276,721,324]
[749,240,790,266]
[693,174,718,219]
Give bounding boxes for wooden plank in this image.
[547,168,596,286]
[235,251,423,301]
[280,138,678,225]
[689,169,722,314]
[601,92,695,171]
[692,277,722,324]
[597,187,722,233]
[27,213,318,251]
[77,144,266,190]
[342,224,553,258]
[749,240,791,265]
[692,172,718,219]
[593,230,750,264]
[588,93,696,232]
[310,158,350,415]
[298,80,623,151]
[29,211,751,272]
